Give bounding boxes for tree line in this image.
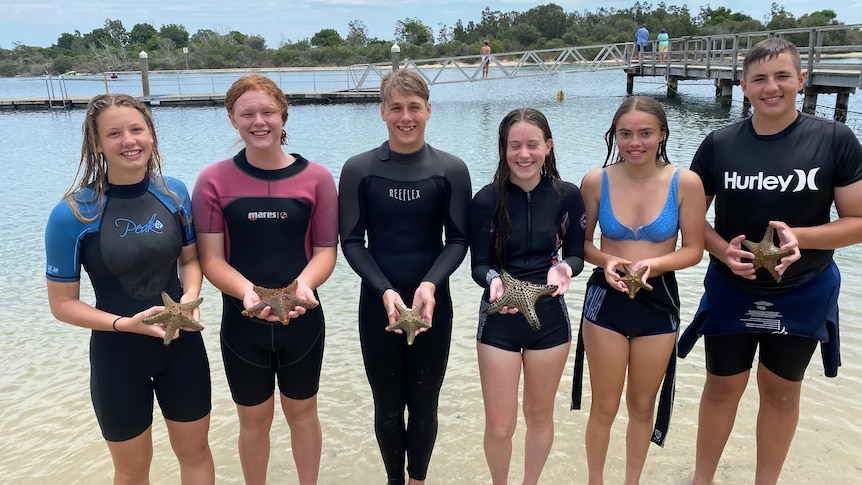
[0,2,857,77]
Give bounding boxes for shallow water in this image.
[1,71,861,483]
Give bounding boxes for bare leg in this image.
[754,364,802,485]
[689,371,749,485]
[280,393,322,485]
[522,342,570,485]
[236,395,276,485]
[165,414,215,485]
[106,426,153,485]
[582,321,629,485]
[623,333,676,485]
[477,342,523,485]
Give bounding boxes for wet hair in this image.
[225,74,289,145]
[743,37,802,78]
[492,108,562,264]
[380,70,430,106]
[603,96,670,167]
[63,93,177,222]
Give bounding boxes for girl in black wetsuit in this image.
[468,108,585,484]
[45,94,213,483]
[338,70,471,485]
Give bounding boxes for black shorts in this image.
[583,268,680,338]
[477,295,571,351]
[220,294,325,406]
[90,329,211,442]
[705,333,818,382]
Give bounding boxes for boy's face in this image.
[741,51,806,127]
[380,91,432,154]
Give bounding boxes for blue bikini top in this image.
[598,168,680,242]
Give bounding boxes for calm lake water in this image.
[1,70,861,484]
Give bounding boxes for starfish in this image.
[484,270,558,331]
[385,302,432,345]
[619,264,653,299]
[742,225,794,283]
[142,291,204,346]
[241,280,318,325]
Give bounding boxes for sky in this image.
[2,0,861,49]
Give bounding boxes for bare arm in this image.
[794,179,862,249]
[196,232,253,300]
[46,280,167,337]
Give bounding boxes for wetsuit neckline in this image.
[105,176,149,198]
[233,147,309,181]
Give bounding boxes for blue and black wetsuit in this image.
[338,141,471,484]
[45,177,211,442]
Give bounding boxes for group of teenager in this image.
[44,37,862,484]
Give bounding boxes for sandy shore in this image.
[5,258,860,484]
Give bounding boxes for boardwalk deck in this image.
[0,90,379,111]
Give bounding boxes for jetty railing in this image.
[347,23,862,93]
[347,43,632,90]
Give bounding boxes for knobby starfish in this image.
[385,302,432,346]
[142,291,204,346]
[742,225,794,283]
[484,270,558,331]
[241,280,318,325]
[619,264,653,299]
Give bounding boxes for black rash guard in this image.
[338,141,471,483]
[692,112,862,294]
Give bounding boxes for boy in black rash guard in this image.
[681,38,862,485]
[338,70,471,485]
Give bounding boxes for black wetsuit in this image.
[338,141,471,483]
[468,177,586,350]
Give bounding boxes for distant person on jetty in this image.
[338,69,471,485]
[481,40,492,79]
[573,96,705,484]
[635,23,649,65]
[658,28,669,62]
[679,38,862,485]
[193,74,338,484]
[467,107,585,484]
[45,93,214,483]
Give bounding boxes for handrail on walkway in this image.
[347,23,862,92]
[347,43,631,91]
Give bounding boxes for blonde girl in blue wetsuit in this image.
[576,96,705,484]
[45,94,213,484]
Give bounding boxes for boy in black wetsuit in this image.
[338,70,471,485]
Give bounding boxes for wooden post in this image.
[803,92,818,115]
[626,73,634,94]
[836,92,850,123]
[391,44,400,72]
[667,76,678,97]
[139,51,150,98]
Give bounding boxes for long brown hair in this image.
[603,96,670,167]
[492,108,561,264]
[63,94,176,222]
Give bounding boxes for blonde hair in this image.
[63,94,177,222]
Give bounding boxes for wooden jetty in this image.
[0,90,379,111]
[2,24,861,117]
[623,25,862,121]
